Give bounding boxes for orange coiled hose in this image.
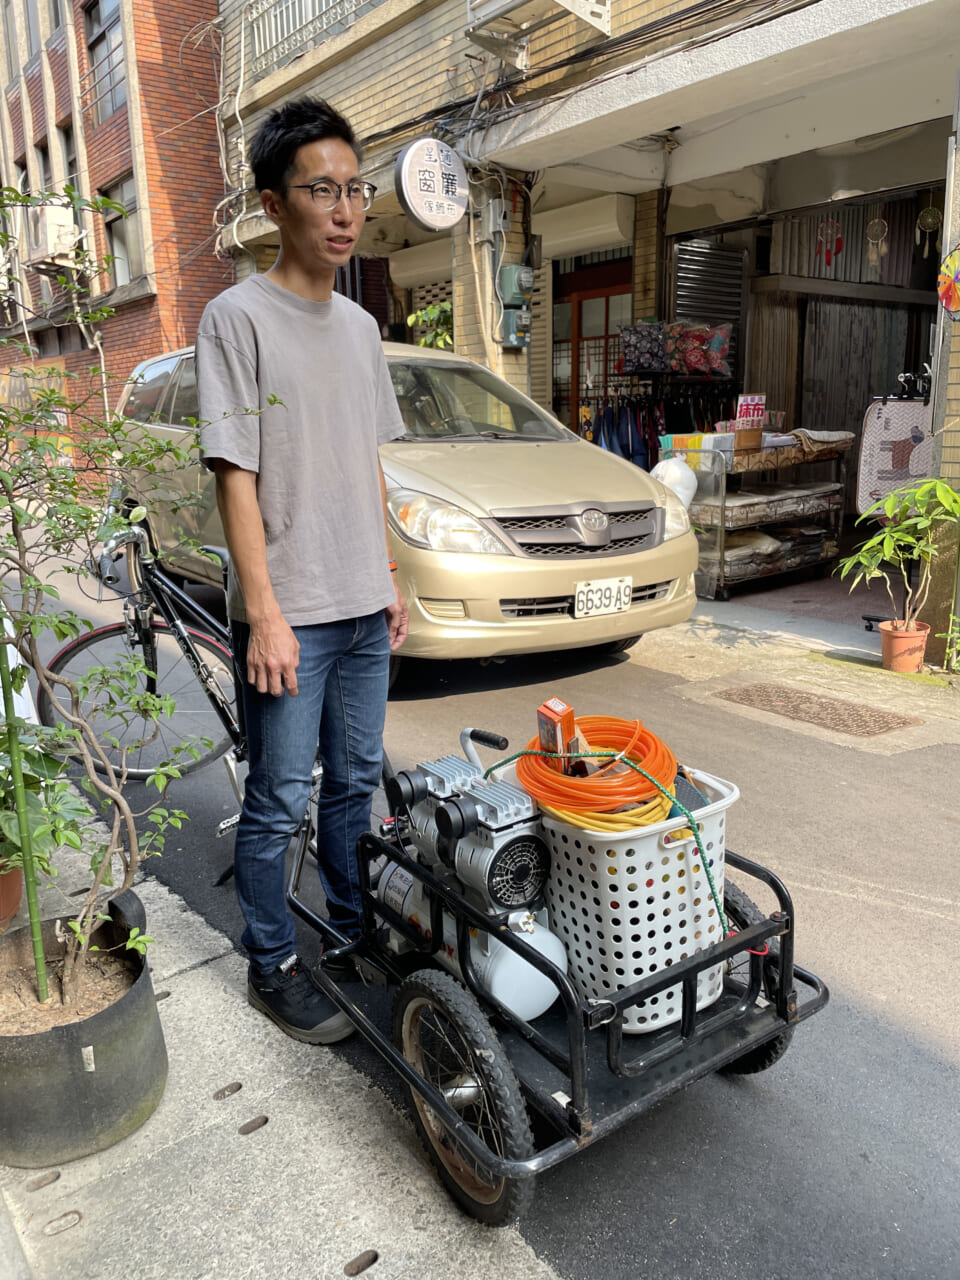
[516,715,677,814]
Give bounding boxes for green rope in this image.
[486,749,728,935]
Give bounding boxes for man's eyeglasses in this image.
[289,179,377,211]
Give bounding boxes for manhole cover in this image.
[714,683,923,737]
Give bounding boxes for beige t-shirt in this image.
[196,274,404,626]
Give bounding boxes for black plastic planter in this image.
[0,889,168,1168]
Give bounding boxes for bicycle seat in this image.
[201,545,230,567]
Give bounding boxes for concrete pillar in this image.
[452,171,528,390]
[633,190,664,321]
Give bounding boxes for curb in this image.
[0,1192,33,1280]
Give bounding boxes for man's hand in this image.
[386,581,409,652]
[246,613,300,696]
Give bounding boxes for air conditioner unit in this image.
[25,204,79,270]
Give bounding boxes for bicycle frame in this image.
[102,528,246,767]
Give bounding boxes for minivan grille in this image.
[490,505,661,558]
[521,534,652,558]
[500,581,673,619]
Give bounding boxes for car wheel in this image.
[599,634,642,655]
[388,654,402,690]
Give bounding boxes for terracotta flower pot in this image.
[878,620,930,673]
[0,861,24,931]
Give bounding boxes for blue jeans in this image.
[231,612,390,974]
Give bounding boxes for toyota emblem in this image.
[581,508,609,532]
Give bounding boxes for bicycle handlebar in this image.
[98,554,120,587]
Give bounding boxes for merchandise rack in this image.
[665,443,850,600]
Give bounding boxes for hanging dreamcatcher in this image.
[915,205,943,259]
[938,244,960,321]
[865,217,888,267]
[815,217,843,267]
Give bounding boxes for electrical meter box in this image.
[499,264,535,307]
[501,307,531,348]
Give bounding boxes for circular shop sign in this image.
[395,138,468,234]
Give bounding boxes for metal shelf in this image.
[665,446,848,601]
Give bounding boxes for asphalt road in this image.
[46,574,960,1280]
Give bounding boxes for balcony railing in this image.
[248,0,389,76]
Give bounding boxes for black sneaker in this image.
[247,955,354,1045]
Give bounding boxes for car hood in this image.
[380,438,666,515]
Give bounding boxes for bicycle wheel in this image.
[38,621,237,780]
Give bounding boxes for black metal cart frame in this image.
[287,821,828,1184]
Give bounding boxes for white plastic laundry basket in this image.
[541,769,739,1035]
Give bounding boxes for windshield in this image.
[387,360,572,442]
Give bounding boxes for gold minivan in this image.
[117,343,697,675]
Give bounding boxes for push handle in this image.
[466,728,509,751]
[459,727,509,768]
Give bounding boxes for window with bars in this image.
[551,288,631,429]
[248,0,389,77]
[83,0,125,125]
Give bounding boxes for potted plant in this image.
[0,186,197,1166]
[838,478,960,672]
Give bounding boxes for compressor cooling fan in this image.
[484,834,550,910]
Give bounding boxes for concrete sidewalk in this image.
[0,860,561,1280]
[3,600,956,1279]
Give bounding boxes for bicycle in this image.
[38,525,246,797]
[39,525,392,842]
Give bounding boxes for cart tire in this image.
[718,881,794,1076]
[392,969,535,1226]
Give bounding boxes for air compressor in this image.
[382,731,567,1022]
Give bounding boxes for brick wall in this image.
[25,66,45,141]
[48,32,72,125]
[941,337,960,484]
[7,90,24,160]
[0,0,231,414]
[528,264,552,411]
[130,0,234,354]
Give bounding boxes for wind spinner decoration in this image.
[938,243,960,321]
[815,217,843,267]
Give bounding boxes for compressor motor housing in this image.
[381,753,566,1021]
[388,755,551,913]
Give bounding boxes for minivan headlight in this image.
[662,488,691,540]
[387,490,509,555]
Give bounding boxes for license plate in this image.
[573,576,633,618]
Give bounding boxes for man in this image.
[197,98,407,1045]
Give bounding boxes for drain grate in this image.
[714,683,923,737]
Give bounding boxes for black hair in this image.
[248,97,361,196]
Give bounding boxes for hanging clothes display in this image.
[580,380,736,473]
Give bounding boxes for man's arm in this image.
[380,461,408,652]
[213,460,300,697]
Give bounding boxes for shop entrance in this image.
[668,186,943,626]
[551,253,632,428]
